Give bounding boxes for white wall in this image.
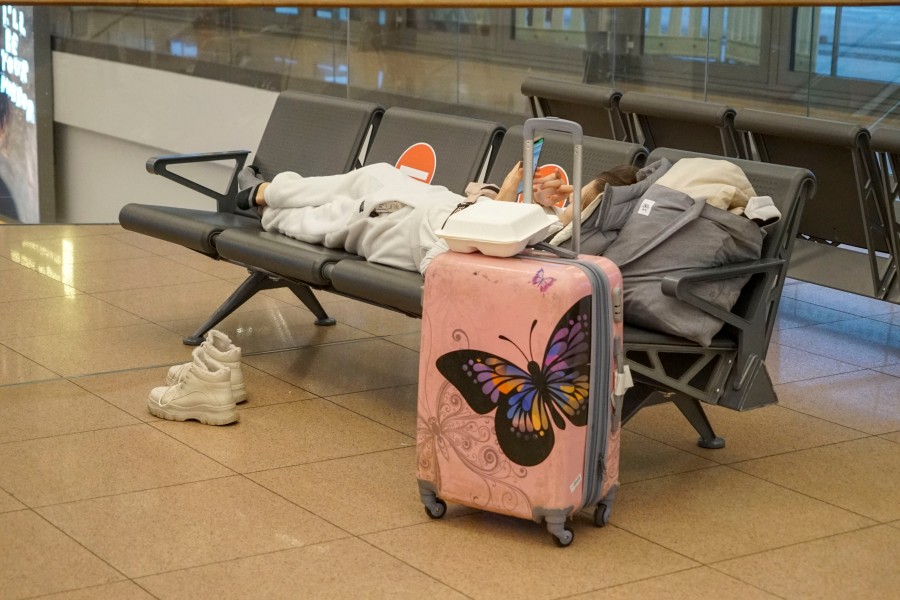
[52,52,279,223]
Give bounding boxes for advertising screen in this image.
[1,5,51,223]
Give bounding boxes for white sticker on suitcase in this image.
[569,473,582,493]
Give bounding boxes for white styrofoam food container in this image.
[435,200,558,257]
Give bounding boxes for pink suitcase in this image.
[416,118,628,547]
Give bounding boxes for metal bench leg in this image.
[184,270,271,346]
[286,282,336,327]
[672,396,726,449]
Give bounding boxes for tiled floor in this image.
[1,223,899,599]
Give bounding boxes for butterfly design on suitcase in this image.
[436,296,592,467]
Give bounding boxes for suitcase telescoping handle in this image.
[523,117,584,254]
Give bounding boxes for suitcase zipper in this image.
[531,256,615,511]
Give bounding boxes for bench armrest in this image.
[146,150,252,212]
[660,258,784,332]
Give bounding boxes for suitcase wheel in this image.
[593,503,611,528]
[423,497,447,519]
[551,525,575,548]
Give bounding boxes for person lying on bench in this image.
[237,162,638,274]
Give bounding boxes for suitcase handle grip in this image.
[523,117,584,254]
[522,117,584,143]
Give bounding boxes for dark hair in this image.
[594,164,640,188]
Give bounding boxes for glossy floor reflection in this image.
[1,224,899,600]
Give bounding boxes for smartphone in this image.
[517,136,545,197]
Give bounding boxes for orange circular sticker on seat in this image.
[395,143,437,184]
[518,164,570,208]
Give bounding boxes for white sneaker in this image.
[167,330,247,403]
[149,352,238,425]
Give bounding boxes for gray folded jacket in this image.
[564,158,766,346]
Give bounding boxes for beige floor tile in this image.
[136,538,466,600]
[0,226,117,259]
[0,294,147,340]
[386,331,421,351]
[94,279,292,323]
[0,255,18,270]
[38,476,347,578]
[0,224,121,244]
[0,424,233,506]
[79,363,316,421]
[71,366,177,422]
[618,431,717,484]
[4,235,153,266]
[574,566,780,600]
[773,296,858,331]
[765,342,860,385]
[0,344,59,387]
[0,379,139,443]
[883,431,900,444]
[38,580,157,600]
[106,230,195,256]
[0,488,24,513]
[151,398,413,473]
[161,306,373,355]
[870,311,900,326]
[624,403,866,464]
[364,514,697,599]
[715,525,900,600]
[0,267,79,302]
[249,447,473,535]
[66,256,218,294]
[612,467,873,563]
[165,252,252,279]
[0,510,123,599]
[327,384,418,437]
[245,338,420,397]
[4,323,188,377]
[772,317,900,368]
[732,437,900,522]
[775,370,900,435]
[258,286,353,308]
[780,282,900,318]
[877,362,900,377]
[322,301,421,337]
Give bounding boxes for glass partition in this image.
[49,5,900,126]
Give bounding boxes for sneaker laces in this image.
[168,361,192,384]
[157,375,190,407]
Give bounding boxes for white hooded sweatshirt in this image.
[260,163,463,274]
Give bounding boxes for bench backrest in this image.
[521,77,628,141]
[734,109,889,253]
[620,92,740,158]
[251,91,383,181]
[363,107,505,194]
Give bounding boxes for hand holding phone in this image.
[517,136,545,197]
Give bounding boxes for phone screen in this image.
[517,136,545,197]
